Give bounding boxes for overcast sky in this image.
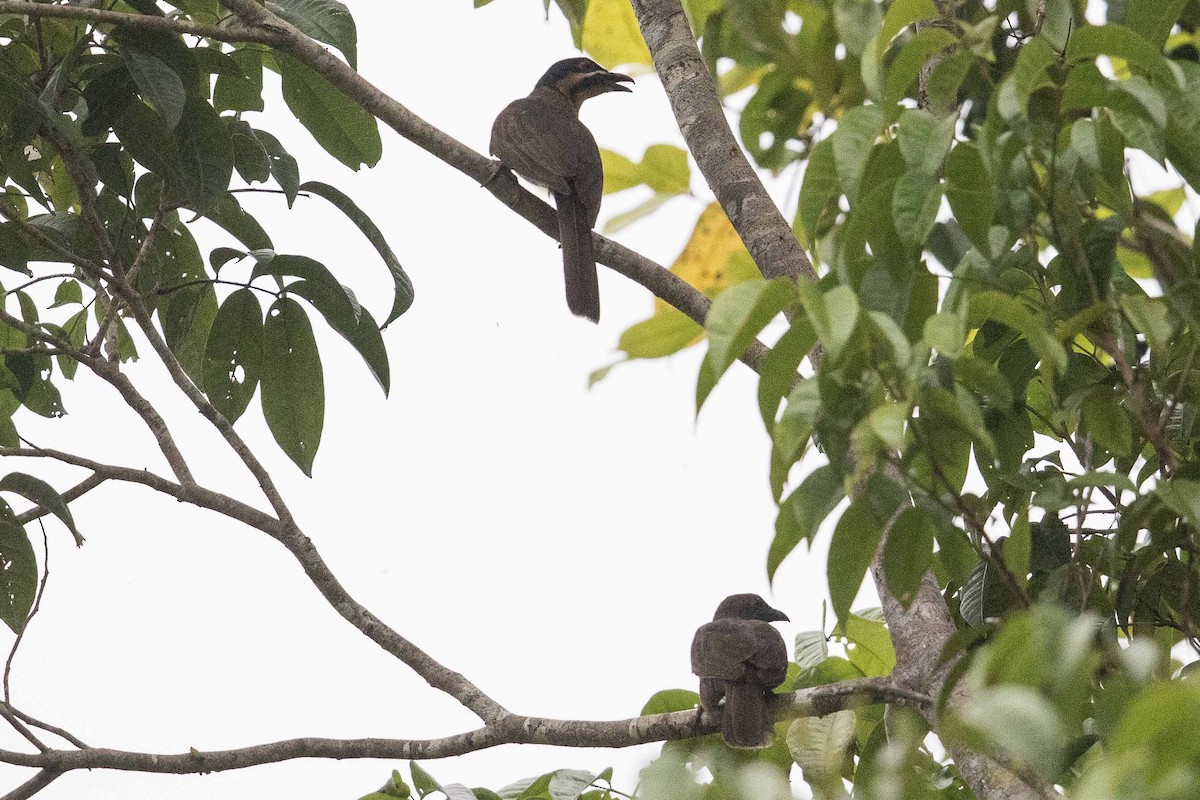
[0,3,839,798]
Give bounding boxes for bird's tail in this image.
[721,682,774,749]
[553,189,600,323]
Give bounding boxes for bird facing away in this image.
[490,58,633,323]
[691,593,790,748]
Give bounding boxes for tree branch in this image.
[1,768,59,800]
[0,679,924,775]
[14,475,107,527]
[212,0,773,370]
[0,1,283,46]
[630,0,817,285]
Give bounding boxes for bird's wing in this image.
[490,97,591,195]
[744,624,789,687]
[692,619,780,681]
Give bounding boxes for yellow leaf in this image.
[582,0,652,69]
[654,202,751,313]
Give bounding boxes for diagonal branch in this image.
[214,0,771,370]
[1,769,59,800]
[0,444,508,722]
[630,0,817,285]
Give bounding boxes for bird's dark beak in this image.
[605,71,634,92]
[766,607,790,623]
[583,69,634,94]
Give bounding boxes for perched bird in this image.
[691,594,790,748]
[490,58,632,323]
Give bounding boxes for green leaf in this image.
[799,283,860,362]
[278,53,381,171]
[957,687,1068,782]
[0,472,83,546]
[602,193,672,234]
[112,99,189,200]
[897,109,956,176]
[867,402,907,451]
[1065,24,1174,84]
[833,0,882,57]
[1004,509,1031,587]
[214,48,265,114]
[299,181,414,325]
[58,309,87,380]
[202,289,263,423]
[1116,0,1191,47]
[0,518,36,634]
[1081,390,1134,458]
[770,465,844,583]
[547,770,598,800]
[892,170,942,247]
[267,0,358,69]
[641,688,701,715]
[1109,106,1165,165]
[599,149,641,194]
[617,306,703,359]
[828,499,884,624]
[877,0,938,54]
[968,292,1067,376]
[698,278,796,412]
[122,46,185,130]
[261,297,324,475]
[1155,479,1200,528]
[924,310,967,358]
[997,37,1056,122]
[359,769,412,800]
[757,316,817,431]
[227,118,271,184]
[1120,293,1173,353]
[50,280,82,308]
[883,507,934,608]
[600,144,690,195]
[945,143,995,249]
[175,96,233,210]
[409,763,439,799]
[162,284,218,383]
[794,629,829,668]
[883,26,956,104]
[289,280,390,396]
[640,144,691,194]
[832,105,887,205]
[835,612,896,675]
[250,128,300,206]
[787,710,856,798]
[203,191,273,251]
[795,136,839,247]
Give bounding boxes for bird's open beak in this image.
[586,69,634,94]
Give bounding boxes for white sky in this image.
[0,3,837,798]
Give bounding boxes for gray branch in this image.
[0,678,924,775]
[630,0,817,285]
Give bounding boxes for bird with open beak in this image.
[490,58,633,323]
[691,593,791,748]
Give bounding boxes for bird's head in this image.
[712,594,790,623]
[536,57,633,109]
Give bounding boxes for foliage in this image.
[678,0,1200,796]
[505,0,1200,798]
[0,0,411,487]
[2,0,1200,798]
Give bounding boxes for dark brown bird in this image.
[691,593,790,748]
[490,58,632,323]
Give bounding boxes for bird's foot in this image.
[481,160,512,188]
